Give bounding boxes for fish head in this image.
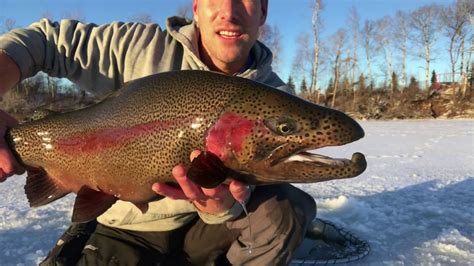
[189,80,367,187]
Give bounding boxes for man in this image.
[0,0,316,264]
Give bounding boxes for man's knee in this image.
[253,184,315,236]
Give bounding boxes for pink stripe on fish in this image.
[55,119,187,154]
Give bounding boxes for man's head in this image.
[193,0,268,75]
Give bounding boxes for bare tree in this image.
[130,13,154,24]
[348,6,359,88]
[41,12,54,21]
[1,18,16,33]
[310,0,323,95]
[409,5,441,89]
[394,10,409,88]
[329,29,347,108]
[291,33,314,93]
[259,23,282,72]
[440,0,473,83]
[347,6,360,107]
[375,16,394,95]
[361,20,376,86]
[177,4,192,20]
[61,10,86,22]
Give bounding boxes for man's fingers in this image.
[151,182,188,200]
[172,164,205,201]
[0,146,24,182]
[201,184,229,200]
[229,180,251,203]
[0,169,7,182]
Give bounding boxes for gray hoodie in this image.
[0,17,287,231]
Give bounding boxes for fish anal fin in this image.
[132,202,149,214]
[72,186,117,223]
[187,151,229,188]
[24,167,69,207]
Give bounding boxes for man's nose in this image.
[219,0,237,21]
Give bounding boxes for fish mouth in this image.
[259,148,367,183]
[281,151,364,168]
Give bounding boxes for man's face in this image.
[193,0,267,73]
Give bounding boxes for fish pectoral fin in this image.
[187,151,229,188]
[132,202,149,214]
[72,186,118,223]
[24,167,70,207]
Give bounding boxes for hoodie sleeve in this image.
[0,19,165,96]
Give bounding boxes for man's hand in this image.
[152,150,251,214]
[0,110,24,182]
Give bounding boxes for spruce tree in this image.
[286,75,296,94]
[300,78,308,94]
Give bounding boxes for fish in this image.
[5,70,367,223]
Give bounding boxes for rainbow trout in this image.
[6,70,367,222]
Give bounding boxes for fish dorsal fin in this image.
[187,151,229,188]
[26,109,59,121]
[24,167,70,207]
[72,186,117,223]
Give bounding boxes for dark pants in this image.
[41,184,316,266]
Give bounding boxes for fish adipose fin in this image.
[187,151,229,188]
[24,167,69,207]
[72,186,117,223]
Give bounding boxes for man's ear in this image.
[260,0,268,26]
[193,0,199,24]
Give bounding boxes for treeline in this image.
[0,1,473,120]
[273,0,474,118]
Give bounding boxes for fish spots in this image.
[205,112,254,161]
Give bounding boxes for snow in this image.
[0,119,473,265]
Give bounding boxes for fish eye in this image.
[264,117,299,136]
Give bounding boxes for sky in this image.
[0,0,458,88]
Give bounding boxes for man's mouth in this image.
[218,30,242,38]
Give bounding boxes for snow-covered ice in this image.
[0,119,473,265]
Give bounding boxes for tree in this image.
[300,78,309,95]
[430,70,438,86]
[291,33,312,87]
[348,6,360,93]
[361,20,376,85]
[392,72,399,94]
[358,74,366,92]
[1,18,16,33]
[310,0,324,94]
[409,5,441,89]
[177,4,192,20]
[375,16,394,93]
[440,0,473,83]
[329,29,347,108]
[287,75,296,95]
[61,10,86,22]
[130,13,154,23]
[259,23,282,72]
[394,11,409,88]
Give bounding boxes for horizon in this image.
[0,0,465,91]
